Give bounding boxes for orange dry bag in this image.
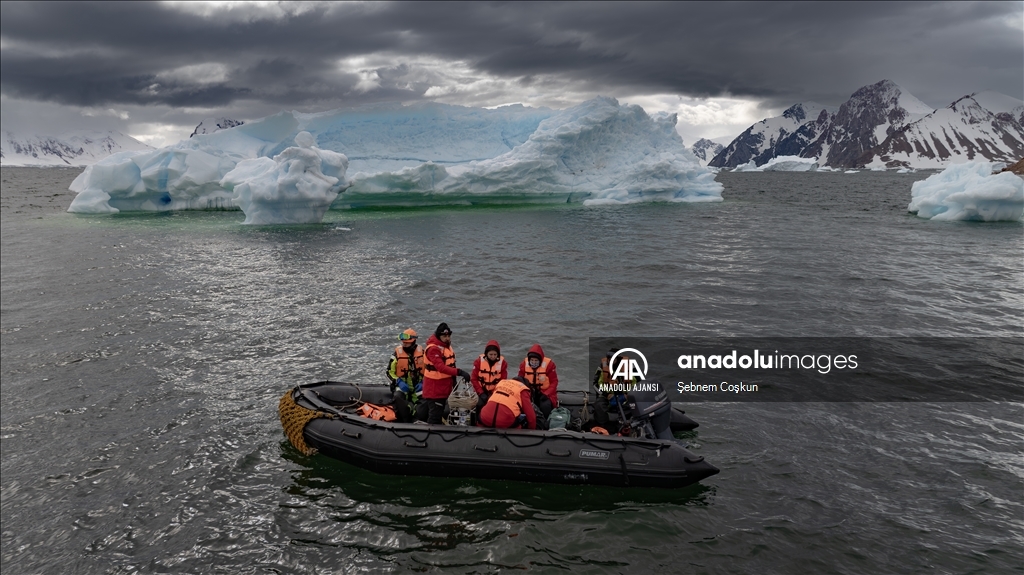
[357,403,397,422]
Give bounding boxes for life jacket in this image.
[393,345,425,380]
[522,357,552,391]
[600,356,612,384]
[488,379,527,416]
[357,402,397,422]
[423,342,456,378]
[476,354,506,393]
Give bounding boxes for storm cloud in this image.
[2,1,1020,143]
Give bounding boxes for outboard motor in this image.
[624,383,674,440]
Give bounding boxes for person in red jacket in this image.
[517,343,558,419]
[471,340,507,400]
[422,322,471,424]
[477,377,537,429]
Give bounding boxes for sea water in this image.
[2,167,1022,573]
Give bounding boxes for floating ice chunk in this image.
[908,161,1023,221]
[221,131,348,224]
[69,111,300,213]
[759,155,818,172]
[728,156,818,172]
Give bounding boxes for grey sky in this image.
[2,1,1021,146]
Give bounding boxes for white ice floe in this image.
[759,155,819,172]
[732,160,759,172]
[908,161,1023,221]
[69,97,722,221]
[728,155,818,172]
[221,131,349,224]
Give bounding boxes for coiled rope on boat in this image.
[447,379,479,411]
[278,388,331,456]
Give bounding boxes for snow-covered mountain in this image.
[861,92,1024,169]
[1,130,153,167]
[191,118,244,137]
[710,80,1024,170]
[708,102,835,169]
[813,79,933,167]
[690,138,725,165]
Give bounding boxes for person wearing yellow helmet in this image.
[387,328,427,422]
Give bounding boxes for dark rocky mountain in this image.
[690,138,724,164]
[709,102,833,168]
[710,80,1022,169]
[190,118,245,137]
[859,92,1024,168]
[814,80,933,167]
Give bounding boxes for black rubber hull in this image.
[556,390,699,432]
[291,382,717,489]
[305,384,700,431]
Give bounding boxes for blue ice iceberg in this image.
[68,97,722,223]
[908,161,1023,222]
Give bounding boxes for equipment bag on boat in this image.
[357,402,397,422]
[547,407,571,430]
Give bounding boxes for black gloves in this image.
[457,369,471,381]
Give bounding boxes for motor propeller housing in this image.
[625,383,673,440]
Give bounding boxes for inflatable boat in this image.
[279,381,718,489]
[556,390,700,433]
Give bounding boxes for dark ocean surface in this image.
[2,167,1022,574]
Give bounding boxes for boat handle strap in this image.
[404,440,428,448]
[546,448,571,457]
[473,444,498,452]
[342,430,361,439]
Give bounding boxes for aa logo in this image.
[609,348,648,380]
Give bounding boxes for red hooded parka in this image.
[422,333,459,399]
[517,343,558,406]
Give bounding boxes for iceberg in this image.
[221,131,348,224]
[759,155,818,172]
[728,155,818,172]
[908,161,1023,221]
[68,97,722,222]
